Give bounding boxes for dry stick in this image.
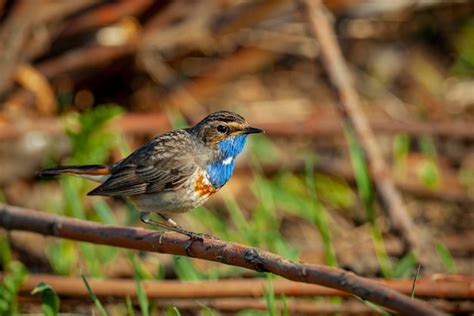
[0,0,39,96]
[158,298,381,315]
[3,113,474,141]
[17,295,472,315]
[0,204,445,316]
[60,0,152,36]
[14,273,474,299]
[303,0,418,251]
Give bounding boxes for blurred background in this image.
[0,0,473,315]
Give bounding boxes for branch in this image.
[303,0,418,251]
[15,273,474,299]
[0,204,445,316]
[0,0,39,96]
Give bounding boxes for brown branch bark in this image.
[0,204,445,316]
[14,273,474,300]
[303,0,418,252]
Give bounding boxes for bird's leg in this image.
[139,212,203,241]
[158,213,204,241]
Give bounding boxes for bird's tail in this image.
[39,165,111,183]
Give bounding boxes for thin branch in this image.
[303,0,418,251]
[2,112,474,141]
[13,273,474,299]
[0,0,39,96]
[0,204,445,316]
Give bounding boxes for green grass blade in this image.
[393,252,417,278]
[93,200,117,225]
[305,158,337,267]
[263,274,278,316]
[81,273,108,316]
[165,306,182,316]
[436,241,457,273]
[354,296,391,316]
[344,125,393,277]
[173,256,202,281]
[31,282,60,316]
[132,261,150,316]
[411,265,422,299]
[126,296,136,316]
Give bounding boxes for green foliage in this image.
[416,136,440,189]
[167,109,188,130]
[62,176,86,219]
[81,273,108,316]
[249,134,278,165]
[165,307,181,316]
[126,296,136,316]
[0,261,27,316]
[416,160,441,189]
[344,125,393,278]
[250,175,298,260]
[93,200,118,225]
[393,134,410,177]
[314,173,355,209]
[47,240,77,275]
[31,282,60,316]
[280,294,289,316]
[0,237,27,316]
[132,256,150,316]
[393,252,417,278]
[451,17,474,76]
[200,305,218,316]
[225,195,258,246]
[436,242,457,273]
[305,158,337,267]
[45,105,124,278]
[135,275,149,316]
[173,256,203,281]
[263,275,278,316]
[0,236,12,268]
[65,104,123,164]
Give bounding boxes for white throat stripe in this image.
[222,157,233,165]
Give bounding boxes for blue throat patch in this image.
[206,134,248,188]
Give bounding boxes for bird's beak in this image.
[242,126,264,134]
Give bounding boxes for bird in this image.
[39,111,263,239]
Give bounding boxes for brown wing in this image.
[87,130,197,197]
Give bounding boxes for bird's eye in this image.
[216,125,229,134]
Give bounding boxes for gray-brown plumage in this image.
[40,111,263,237]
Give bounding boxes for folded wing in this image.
[88,130,196,196]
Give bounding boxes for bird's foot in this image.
[179,230,205,255]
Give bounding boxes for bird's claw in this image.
[182,231,206,255]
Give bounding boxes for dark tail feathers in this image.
[38,165,110,177]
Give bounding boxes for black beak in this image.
[243,126,264,134]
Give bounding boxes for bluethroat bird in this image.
[40,111,263,239]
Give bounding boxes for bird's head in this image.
[191,111,263,158]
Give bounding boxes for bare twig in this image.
[0,0,39,96]
[0,204,445,316]
[303,0,418,251]
[60,0,152,36]
[3,112,474,141]
[37,44,136,79]
[13,273,474,299]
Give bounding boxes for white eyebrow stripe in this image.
[222,157,233,165]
